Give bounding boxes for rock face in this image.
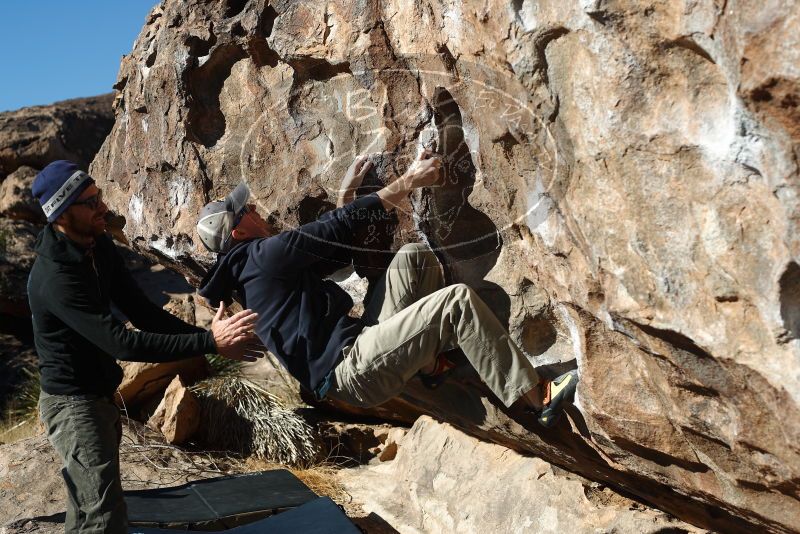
[340,416,703,534]
[0,94,114,179]
[91,1,800,532]
[316,420,406,465]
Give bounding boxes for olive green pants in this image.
[39,390,126,534]
[328,243,540,408]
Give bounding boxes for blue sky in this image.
[0,1,158,112]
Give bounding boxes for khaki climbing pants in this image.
[39,390,127,534]
[327,243,540,408]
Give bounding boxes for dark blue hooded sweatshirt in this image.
[198,193,389,393]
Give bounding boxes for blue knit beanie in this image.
[32,160,95,222]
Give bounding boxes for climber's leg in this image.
[362,242,448,376]
[328,283,540,408]
[362,242,445,324]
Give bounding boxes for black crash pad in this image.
[128,497,360,534]
[125,470,318,529]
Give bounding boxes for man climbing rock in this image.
[197,152,578,428]
[28,160,260,534]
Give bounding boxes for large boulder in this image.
[340,416,703,534]
[91,1,800,532]
[0,94,114,180]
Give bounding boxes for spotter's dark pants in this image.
[39,390,126,534]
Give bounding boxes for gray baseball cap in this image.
[196,182,250,253]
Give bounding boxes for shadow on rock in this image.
[417,87,510,328]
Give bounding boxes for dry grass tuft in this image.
[291,465,348,503]
[0,418,39,444]
[0,367,41,445]
[4,367,40,420]
[243,456,349,505]
[191,376,319,466]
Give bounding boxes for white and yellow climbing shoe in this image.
[537,369,579,428]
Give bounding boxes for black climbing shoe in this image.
[418,353,457,390]
[536,369,579,428]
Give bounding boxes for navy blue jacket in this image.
[198,193,389,392]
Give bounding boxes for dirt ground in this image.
[0,418,399,534]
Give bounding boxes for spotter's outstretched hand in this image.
[211,301,261,362]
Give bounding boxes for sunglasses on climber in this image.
[231,204,250,229]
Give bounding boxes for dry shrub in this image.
[191,376,319,466]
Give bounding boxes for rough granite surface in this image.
[90,1,800,532]
[339,416,705,534]
[0,94,114,179]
